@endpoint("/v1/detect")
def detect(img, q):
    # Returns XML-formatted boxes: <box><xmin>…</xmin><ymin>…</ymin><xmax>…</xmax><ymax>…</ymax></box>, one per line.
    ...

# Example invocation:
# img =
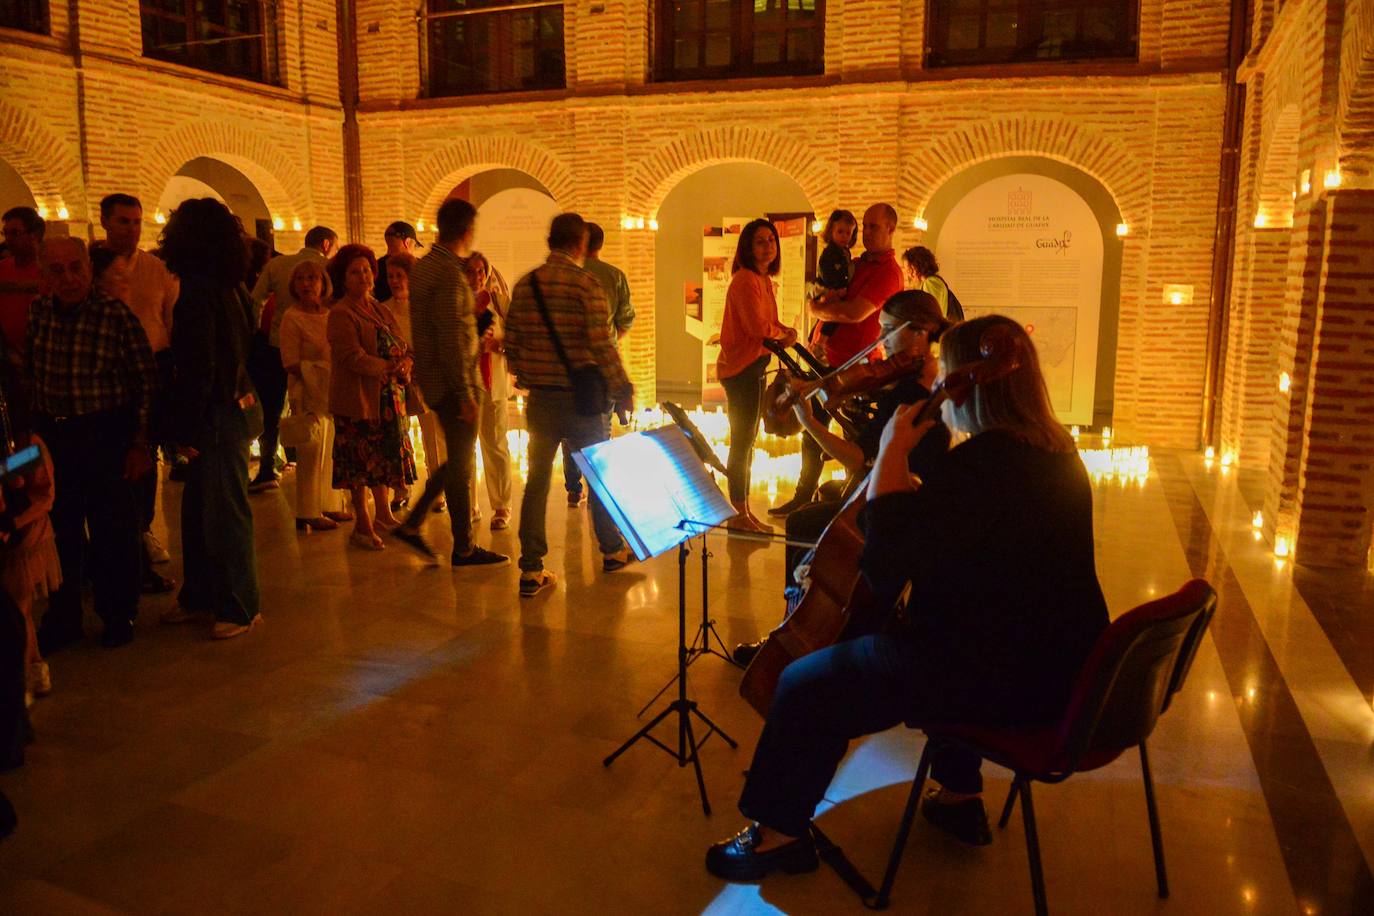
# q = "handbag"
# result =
<box><xmin>278</xmin><ymin>410</ymin><xmax>321</xmax><ymax>448</ymax></box>
<box><xmin>528</xmin><ymin>272</ymin><xmax>609</xmax><ymax>416</ymax></box>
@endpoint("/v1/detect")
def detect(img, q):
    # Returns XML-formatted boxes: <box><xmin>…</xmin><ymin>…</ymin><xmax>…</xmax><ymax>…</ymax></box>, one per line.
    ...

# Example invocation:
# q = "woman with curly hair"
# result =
<box><xmin>326</xmin><ymin>243</ymin><xmax>417</xmax><ymax>550</ymax></box>
<box><xmin>158</xmin><ymin>198</ymin><xmax>263</xmax><ymax>640</ymax></box>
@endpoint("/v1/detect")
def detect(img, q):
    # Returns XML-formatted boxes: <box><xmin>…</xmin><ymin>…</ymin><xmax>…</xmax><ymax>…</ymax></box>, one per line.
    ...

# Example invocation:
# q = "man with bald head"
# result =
<box><xmin>26</xmin><ymin>237</ymin><xmax>158</xmax><ymax>650</ymax></box>
<box><xmin>775</xmin><ymin>203</ymin><xmax>905</xmax><ymax>513</ymax></box>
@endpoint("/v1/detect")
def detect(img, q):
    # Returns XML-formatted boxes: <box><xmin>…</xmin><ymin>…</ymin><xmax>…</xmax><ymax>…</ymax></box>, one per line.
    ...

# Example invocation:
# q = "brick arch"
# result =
<box><xmin>411</xmin><ymin>137</ymin><xmax>575</xmax><ymax>221</ymax></box>
<box><xmin>1337</xmin><ymin>0</ymin><xmax>1374</xmax><ymax>180</ymax></box>
<box><xmin>139</xmin><ymin>119</ymin><xmax>306</xmax><ymax>224</ymax></box>
<box><xmin>1256</xmin><ymin>104</ymin><xmax>1301</xmax><ymax>227</ymax></box>
<box><xmin>0</xmin><ymin>99</ymin><xmax>85</xmax><ymax>220</ymax></box>
<box><xmin>899</xmin><ymin>118</ymin><xmax>1148</xmax><ymax>230</ymax></box>
<box><xmin>627</xmin><ymin>127</ymin><xmax>838</xmax><ymax>216</ymax></box>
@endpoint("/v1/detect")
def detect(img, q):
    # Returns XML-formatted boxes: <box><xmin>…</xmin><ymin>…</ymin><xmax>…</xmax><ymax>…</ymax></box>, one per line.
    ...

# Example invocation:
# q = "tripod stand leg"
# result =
<box><xmin>691</xmin><ymin>704</ymin><xmax>739</xmax><ymax>749</ymax></box>
<box><xmin>682</xmin><ymin>708</ymin><xmax>711</xmax><ymax>815</ymax></box>
<box><xmin>603</xmin><ymin>703</ymin><xmax>676</xmax><ymax>767</ymax></box>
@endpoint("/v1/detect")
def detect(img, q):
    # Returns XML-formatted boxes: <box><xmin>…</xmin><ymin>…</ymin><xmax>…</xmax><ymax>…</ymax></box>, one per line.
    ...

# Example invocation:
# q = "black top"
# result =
<box><xmin>170</xmin><ymin>275</ymin><xmax>262</xmax><ymax>450</ymax></box>
<box><xmin>816</xmin><ymin>242</ymin><xmax>853</xmax><ymax>290</ymax></box>
<box><xmin>853</xmin><ymin>375</ymin><xmax>950</xmax><ymax>475</ymax></box>
<box><xmin>373</xmin><ymin>254</ymin><xmax>393</xmax><ymax>302</ymax></box>
<box><xmin>859</xmin><ymin>429</ymin><xmax>1108</xmax><ymax>726</ymax></box>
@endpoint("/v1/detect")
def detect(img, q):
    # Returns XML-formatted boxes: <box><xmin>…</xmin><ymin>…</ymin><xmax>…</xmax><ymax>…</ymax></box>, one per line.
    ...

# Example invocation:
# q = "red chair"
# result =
<box><xmin>866</xmin><ymin>579</ymin><xmax>1218</xmax><ymax>914</ymax></box>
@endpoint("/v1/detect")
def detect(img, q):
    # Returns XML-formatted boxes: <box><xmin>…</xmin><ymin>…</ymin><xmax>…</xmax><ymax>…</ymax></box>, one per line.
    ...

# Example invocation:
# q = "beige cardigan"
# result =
<box><xmin>326</xmin><ymin>298</ymin><xmax>411</xmax><ymax>421</ymax></box>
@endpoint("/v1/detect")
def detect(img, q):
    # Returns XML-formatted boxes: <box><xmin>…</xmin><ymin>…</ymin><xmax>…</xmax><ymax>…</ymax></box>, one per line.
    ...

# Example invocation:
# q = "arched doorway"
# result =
<box><xmin>922</xmin><ymin>156</ymin><xmax>1125</xmax><ymax>427</ymax></box>
<box><xmin>444</xmin><ymin>168</ymin><xmax>560</xmax><ymax>290</ymax></box>
<box><xmin>653</xmin><ymin>161</ymin><xmax>813</xmax><ymax>405</ymax></box>
<box><xmin>157</xmin><ymin>156</ymin><xmax>273</xmax><ymax>242</ymax></box>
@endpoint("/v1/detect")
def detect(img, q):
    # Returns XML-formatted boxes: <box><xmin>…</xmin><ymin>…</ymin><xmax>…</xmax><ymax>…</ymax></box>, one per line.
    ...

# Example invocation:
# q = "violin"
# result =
<box><xmin>760</xmin><ymin>340</ymin><xmax>823</xmax><ymax>437</ymax></box>
<box><xmin>739</xmin><ymin>324</ymin><xmax>1024</xmax><ymax>716</ymax></box>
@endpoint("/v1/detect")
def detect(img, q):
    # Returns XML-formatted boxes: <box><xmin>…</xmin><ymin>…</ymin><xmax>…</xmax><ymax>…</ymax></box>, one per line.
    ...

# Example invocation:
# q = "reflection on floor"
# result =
<box><xmin>0</xmin><ymin>452</ymin><xmax>1370</xmax><ymax>915</ymax></box>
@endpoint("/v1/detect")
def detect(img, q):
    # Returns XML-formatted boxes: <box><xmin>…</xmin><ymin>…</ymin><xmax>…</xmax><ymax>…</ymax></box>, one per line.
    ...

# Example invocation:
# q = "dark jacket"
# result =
<box><xmin>859</xmin><ymin>429</ymin><xmax>1109</xmax><ymax>726</ymax></box>
<box><xmin>170</xmin><ymin>275</ymin><xmax>262</xmax><ymax>450</ymax></box>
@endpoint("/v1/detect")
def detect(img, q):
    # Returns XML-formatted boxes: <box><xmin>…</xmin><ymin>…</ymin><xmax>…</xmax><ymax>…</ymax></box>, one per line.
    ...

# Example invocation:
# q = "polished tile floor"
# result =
<box><xmin>0</xmin><ymin>450</ymin><xmax>1370</xmax><ymax>915</ymax></box>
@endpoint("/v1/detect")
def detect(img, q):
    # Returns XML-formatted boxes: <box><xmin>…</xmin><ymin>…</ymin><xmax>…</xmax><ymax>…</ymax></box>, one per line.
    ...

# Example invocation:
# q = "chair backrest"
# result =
<box><xmin>1054</xmin><ymin>579</ymin><xmax>1217</xmax><ymax>769</ymax></box>
<box><xmin>1161</xmin><ymin>582</ymin><xmax>1218</xmax><ymax>713</ymax></box>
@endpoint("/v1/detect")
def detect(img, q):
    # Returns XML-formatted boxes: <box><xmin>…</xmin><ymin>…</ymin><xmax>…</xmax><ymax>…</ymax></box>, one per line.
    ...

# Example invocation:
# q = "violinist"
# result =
<box><xmin>732</xmin><ymin>290</ymin><xmax>952</xmax><ymax>667</ymax></box>
<box><xmin>706</xmin><ymin>315</ymin><xmax>1109</xmax><ymax>882</ymax></box>
<box><xmin>717</xmin><ymin>219</ymin><xmax>797</xmax><ymax>534</ymax></box>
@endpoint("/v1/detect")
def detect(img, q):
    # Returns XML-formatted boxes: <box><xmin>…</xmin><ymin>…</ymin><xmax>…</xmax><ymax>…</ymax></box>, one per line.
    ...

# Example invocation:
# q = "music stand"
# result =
<box><xmin>573</xmin><ymin>425</ymin><xmax>738</xmax><ymax>815</ymax></box>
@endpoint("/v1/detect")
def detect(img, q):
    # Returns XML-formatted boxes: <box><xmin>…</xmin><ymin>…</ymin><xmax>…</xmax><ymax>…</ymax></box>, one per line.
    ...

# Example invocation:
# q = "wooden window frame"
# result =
<box><xmin>421</xmin><ymin>0</ymin><xmax>567</xmax><ymax>98</ymax></box>
<box><xmin>0</xmin><ymin>0</ymin><xmax>49</xmax><ymax>35</ymax></box>
<box><xmin>139</xmin><ymin>0</ymin><xmax>280</xmax><ymax>85</ymax></box>
<box><xmin>925</xmin><ymin>0</ymin><xmax>1139</xmax><ymax>69</ymax></box>
<box><xmin>652</xmin><ymin>0</ymin><xmax>826</xmax><ymax>84</ymax></box>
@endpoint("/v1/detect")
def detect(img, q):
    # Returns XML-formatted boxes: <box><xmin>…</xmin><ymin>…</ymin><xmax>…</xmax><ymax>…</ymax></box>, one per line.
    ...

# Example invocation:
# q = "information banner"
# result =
<box><xmin>476</xmin><ymin>188</ymin><xmax>561</xmax><ymax>289</ymax></box>
<box><xmin>935</xmin><ymin>174</ymin><xmax>1102</xmax><ymax>425</ymax></box>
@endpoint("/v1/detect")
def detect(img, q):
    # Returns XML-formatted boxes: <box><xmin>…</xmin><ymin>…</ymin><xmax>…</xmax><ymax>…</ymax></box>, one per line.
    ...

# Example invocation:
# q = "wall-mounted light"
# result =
<box><xmin>416</xmin><ymin>218</ymin><xmax>426</xmax><ymax>232</ymax></box>
<box><xmin>1252</xmin><ymin>510</ymin><xmax>1264</xmax><ymax>530</ymax></box>
<box><xmin>1324</xmin><ymin>168</ymin><xmax>1342</xmax><ymax>189</ymax></box>
<box><xmin>272</xmin><ymin>216</ymin><xmax>285</xmax><ymax>231</ymax></box>
<box><xmin>621</xmin><ymin>216</ymin><xmax>635</xmax><ymax>230</ymax></box>
<box><xmin>1278</xmin><ymin>371</ymin><xmax>1291</xmax><ymax>393</ymax></box>
<box><xmin>1204</xmin><ymin>445</ymin><xmax>1216</xmax><ymax>461</ymax></box>
<box><xmin>1253</xmin><ymin>213</ymin><xmax>1269</xmax><ymax>228</ymax></box>
<box><xmin>36</xmin><ymin>205</ymin><xmax>49</xmax><ymax>219</ymax></box>
<box><xmin>1115</xmin><ymin>223</ymin><xmax>1129</xmax><ymax>238</ymax></box>
<box><xmin>810</xmin><ymin>219</ymin><xmax>823</xmax><ymax>234</ymax></box>
<box><xmin>913</xmin><ymin>216</ymin><xmax>929</xmax><ymax>231</ymax></box>
<box><xmin>1163</xmin><ymin>284</ymin><xmax>1193</xmax><ymax>306</ymax></box>
<box><xmin>154</xmin><ymin>210</ymin><xmax>166</xmax><ymax>225</ymax></box>
<box><xmin>1221</xmin><ymin>451</ymin><xmax>1236</xmax><ymax>468</ymax></box>
<box><xmin>56</xmin><ymin>207</ymin><xmax>69</xmax><ymax>220</ymax></box>
<box><xmin>291</xmin><ymin>218</ymin><xmax>302</xmax><ymax>232</ymax></box>
<box><xmin>1300</xmin><ymin>169</ymin><xmax>1312</xmax><ymax>195</ymax></box>
<box><xmin>648</xmin><ymin>218</ymin><xmax>659</xmax><ymax>231</ymax></box>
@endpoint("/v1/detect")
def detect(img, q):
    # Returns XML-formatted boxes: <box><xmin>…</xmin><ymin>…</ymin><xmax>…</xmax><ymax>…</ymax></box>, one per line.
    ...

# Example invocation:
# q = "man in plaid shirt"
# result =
<box><xmin>26</xmin><ymin>237</ymin><xmax>158</xmax><ymax>651</ymax></box>
<box><xmin>504</xmin><ymin>212</ymin><xmax>634</xmax><ymax>598</ymax></box>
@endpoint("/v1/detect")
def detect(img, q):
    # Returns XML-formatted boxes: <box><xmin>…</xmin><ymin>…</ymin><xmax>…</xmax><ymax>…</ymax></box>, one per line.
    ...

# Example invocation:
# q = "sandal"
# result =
<box><xmin>349</xmin><ymin>531</ymin><xmax>384</xmax><ymax>551</ymax></box>
<box><xmin>296</xmin><ymin>516</ymin><xmax>340</xmax><ymax>532</ymax></box>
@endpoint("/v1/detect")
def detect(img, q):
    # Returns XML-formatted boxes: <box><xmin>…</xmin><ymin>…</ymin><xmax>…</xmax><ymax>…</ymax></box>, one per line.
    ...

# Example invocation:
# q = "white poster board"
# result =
<box><xmin>935</xmin><ymin>174</ymin><xmax>1102</xmax><ymax>425</ymax></box>
<box><xmin>476</xmin><ymin>188</ymin><xmax>561</xmax><ymax>289</ymax></box>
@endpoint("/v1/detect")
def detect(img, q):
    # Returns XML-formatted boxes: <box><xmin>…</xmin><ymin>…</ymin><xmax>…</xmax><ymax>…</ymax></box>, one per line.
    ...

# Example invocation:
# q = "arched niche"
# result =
<box><xmin>653</xmin><ymin>161</ymin><xmax>813</xmax><ymax>403</ymax></box>
<box><xmin>445</xmin><ymin>167</ymin><xmax>559</xmax><ymax>289</ymax></box>
<box><xmin>157</xmin><ymin>157</ymin><xmax>273</xmax><ymax>242</ymax></box>
<box><xmin>923</xmin><ymin>156</ymin><xmax>1125</xmax><ymax>427</ymax></box>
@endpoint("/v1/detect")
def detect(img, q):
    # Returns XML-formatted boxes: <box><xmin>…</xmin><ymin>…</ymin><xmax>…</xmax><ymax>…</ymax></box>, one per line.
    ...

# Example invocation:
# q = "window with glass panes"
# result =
<box><xmin>425</xmin><ymin>0</ymin><xmax>566</xmax><ymax>97</ymax></box>
<box><xmin>654</xmin><ymin>0</ymin><xmax>824</xmax><ymax>82</ymax></box>
<box><xmin>140</xmin><ymin>0</ymin><xmax>276</xmax><ymax>83</ymax></box>
<box><xmin>0</xmin><ymin>0</ymin><xmax>48</xmax><ymax>35</ymax></box>
<box><xmin>927</xmin><ymin>0</ymin><xmax>1136</xmax><ymax>67</ymax></box>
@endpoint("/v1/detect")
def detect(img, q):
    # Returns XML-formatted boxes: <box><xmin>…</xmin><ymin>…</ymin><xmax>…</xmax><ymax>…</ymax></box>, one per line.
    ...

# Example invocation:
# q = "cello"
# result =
<box><xmin>738</xmin><ymin>324</ymin><xmax>1024</xmax><ymax>716</ymax></box>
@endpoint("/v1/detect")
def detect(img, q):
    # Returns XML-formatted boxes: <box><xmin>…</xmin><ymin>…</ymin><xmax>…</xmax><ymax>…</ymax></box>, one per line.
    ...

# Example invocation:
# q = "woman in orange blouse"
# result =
<box><xmin>717</xmin><ymin>219</ymin><xmax>797</xmax><ymax>533</ymax></box>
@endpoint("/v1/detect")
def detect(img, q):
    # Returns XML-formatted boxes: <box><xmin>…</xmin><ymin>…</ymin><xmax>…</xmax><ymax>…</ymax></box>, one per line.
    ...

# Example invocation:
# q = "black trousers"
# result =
<box><xmin>793</xmin><ymin>398</ymin><xmax>831</xmax><ymax>502</ymax></box>
<box><xmin>37</xmin><ymin>409</ymin><xmax>142</xmax><ymax>638</ymax></box>
<box><xmin>247</xmin><ymin>333</ymin><xmax>286</xmax><ymax>481</ymax></box>
<box><xmin>738</xmin><ymin>633</ymin><xmax>984</xmax><ymax>837</ymax></box>
<box><xmin>721</xmin><ymin>355</ymin><xmax>769</xmax><ymax>503</ymax></box>
<box><xmin>180</xmin><ymin>427</ymin><xmax>259</xmax><ymax>625</ymax></box>
<box><xmin>0</xmin><ymin>586</ymin><xmax>24</xmax><ymax>770</ymax></box>
<box><xmin>405</xmin><ymin>397</ymin><xmax>479</xmax><ymax>556</ymax></box>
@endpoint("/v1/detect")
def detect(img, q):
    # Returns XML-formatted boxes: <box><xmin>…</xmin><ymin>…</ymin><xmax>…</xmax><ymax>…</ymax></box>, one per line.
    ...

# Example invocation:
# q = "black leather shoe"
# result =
<box><xmin>706</xmin><ymin>822</ymin><xmax>818</xmax><ymax>881</ymax></box>
<box><xmin>766</xmin><ymin>494</ymin><xmax>812</xmax><ymax>518</ymax></box>
<box><xmin>732</xmin><ymin>641</ymin><xmax>763</xmax><ymax>667</ymax></box>
<box><xmin>100</xmin><ymin>622</ymin><xmax>136</xmax><ymax>649</ymax></box>
<box><xmin>142</xmin><ymin>571</ymin><xmax>176</xmax><ymax>595</ymax></box>
<box><xmin>920</xmin><ymin>788</ymin><xmax>992</xmax><ymax>846</ymax></box>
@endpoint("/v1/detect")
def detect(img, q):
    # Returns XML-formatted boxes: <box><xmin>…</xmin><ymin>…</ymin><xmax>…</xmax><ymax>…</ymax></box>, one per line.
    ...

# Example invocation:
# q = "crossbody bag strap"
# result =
<box><xmin>528</xmin><ymin>272</ymin><xmax>579</xmax><ymax>383</ymax></box>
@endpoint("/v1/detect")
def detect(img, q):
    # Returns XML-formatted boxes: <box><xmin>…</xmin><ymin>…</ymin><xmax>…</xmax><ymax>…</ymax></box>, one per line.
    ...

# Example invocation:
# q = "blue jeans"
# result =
<box><xmin>518</xmin><ymin>391</ymin><xmax>624</xmax><ymax>572</ymax></box>
<box><xmin>739</xmin><ymin>633</ymin><xmax>983</xmax><ymax>837</ymax></box>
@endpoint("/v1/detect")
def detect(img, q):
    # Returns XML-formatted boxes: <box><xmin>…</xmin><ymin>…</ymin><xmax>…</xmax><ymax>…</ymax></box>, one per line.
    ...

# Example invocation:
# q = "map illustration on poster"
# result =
<box><xmin>476</xmin><ymin>188</ymin><xmax>561</xmax><ymax>289</ymax></box>
<box><xmin>935</xmin><ymin>174</ymin><xmax>1102</xmax><ymax>425</ymax></box>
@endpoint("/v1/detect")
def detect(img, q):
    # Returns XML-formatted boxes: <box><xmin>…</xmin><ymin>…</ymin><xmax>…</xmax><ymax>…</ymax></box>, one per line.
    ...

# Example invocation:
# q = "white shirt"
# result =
<box><xmin>121</xmin><ymin>249</ymin><xmax>180</xmax><ymax>353</ymax></box>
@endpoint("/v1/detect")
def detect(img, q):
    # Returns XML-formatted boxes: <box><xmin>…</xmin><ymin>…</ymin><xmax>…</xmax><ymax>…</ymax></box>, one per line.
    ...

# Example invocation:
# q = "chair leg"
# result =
<box><xmin>868</xmin><ymin>740</ymin><xmax>935</xmax><ymax>910</ymax></box>
<box><xmin>998</xmin><ymin>782</ymin><xmax>1017</xmax><ymax>828</ymax></box>
<box><xmin>1139</xmin><ymin>741</ymin><xmax>1169</xmax><ymax>898</ymax></box>
<box><xmin>1018</xmin><ymin>778</ymin><xmax>1049</xmax><ymax>916</ymax></box>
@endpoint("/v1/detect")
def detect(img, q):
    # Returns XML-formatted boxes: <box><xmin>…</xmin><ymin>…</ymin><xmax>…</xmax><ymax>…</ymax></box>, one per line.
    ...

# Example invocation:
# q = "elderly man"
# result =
<box><xmin>100</xmin><ymin>192</ymin><xmax>180</xmax><ymax>582</ymax></box>
<box><xmin>248</xmin><ymin>225</ymin><xmax>337</xmax><ymax>491</ymax></box>
<box><xmin>27</xmin><ymin>238</ymin><xmax>158</xmax><ymax>650</ymax></box>
<box><xmin>504</xmin><ymin>212</ymin><xmax>634</xmax><ymax>598</ymax></box>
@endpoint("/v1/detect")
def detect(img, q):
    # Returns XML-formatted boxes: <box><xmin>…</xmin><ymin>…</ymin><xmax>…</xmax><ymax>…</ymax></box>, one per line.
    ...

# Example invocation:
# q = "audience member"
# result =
<box><xmin>379</xmin><ymin>251</ymin><xmax>437</xmax><ymax>513</ymax></box>
<box><xmin>249</xmin><ymin>225</ymin><xmax>338</xmax><ymax>492</ymax></box>
<box><xmin>374</xmin><ymin>220</ymin><xmax>422</xmax><ymax>302</ymax></box>
<box><xmin>0</xmin><ymin>370</ymin><xmax>60</xmax><ymax>701</ymax></box>
<box><xmin>467</xmin><ymin>251</ymin><xmax>512</xmax><ymax>531</ymax></box>
<box><xmin>391</xmin><ymin>200</ymin><xmax>507</xmax><ymax>569</ymax></box>
<box><xmin>0</xmin><ymin>207</ymin><xmax>44</xmax><ymax>365</ymax></box>
<box><xmin>326</xmin><ymin>244</ymin><xmax>416</xmax><ymax>551</ymax></box>
<box><xmin>26</xmin><ymin>237</ymin><xmax>156</xmax><ymax>651</ymax></box>
<box><xmin>279</xmin><ymin>259</ymin><xmax>340</xmax><ymax>532</ymax></box>
<box><xmin>559</xmin><ymin>222</ymin><xmax>633</xmax><ymax>509</ymax></box>
<box><xmin>160</xmin><ymin>199</ymin><xmax>263</xmax><ymax>640</ymax></box>
<box><xmin>504</xmin><ymin>212</ymin><xmax>633</xmax><ymax>598</ymax></box>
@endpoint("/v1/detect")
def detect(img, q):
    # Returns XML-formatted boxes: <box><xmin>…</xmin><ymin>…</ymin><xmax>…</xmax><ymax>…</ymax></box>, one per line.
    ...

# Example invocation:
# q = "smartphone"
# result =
<box><xmin>1</xmin><ymin>444</ymin><xmax>40</xmax><ymax>478</ymax></box>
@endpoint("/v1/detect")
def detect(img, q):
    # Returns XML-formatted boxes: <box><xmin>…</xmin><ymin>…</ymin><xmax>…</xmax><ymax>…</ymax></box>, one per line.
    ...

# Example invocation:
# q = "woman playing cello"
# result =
<box><xmin>706</xmin><ymin>314</ymin><xmax>1110</xmax><ymax>881</ymax></box>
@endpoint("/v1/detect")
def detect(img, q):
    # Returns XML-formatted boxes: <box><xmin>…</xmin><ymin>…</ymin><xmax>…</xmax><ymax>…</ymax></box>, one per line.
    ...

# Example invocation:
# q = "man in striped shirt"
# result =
<box><xmin>392</xmin><ymin>199</ymin><xmax>508</xmax><ymax>569</ymax></box>
<box><xmin>504</xmin><ymin>212</ymin><xmax>634</xmax><ymax>598</ymax></box>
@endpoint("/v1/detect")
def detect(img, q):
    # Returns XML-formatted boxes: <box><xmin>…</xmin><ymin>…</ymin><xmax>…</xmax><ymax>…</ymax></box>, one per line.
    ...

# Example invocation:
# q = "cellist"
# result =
<box><xmin>705</xmin><ymin>315</ymin><xmax>1110</xmax><ymax>882</ymax></box>
<box><xmin>732</xmin><ymin>289</ymin><xmax>953</xmax><ymax>668</ymax></box>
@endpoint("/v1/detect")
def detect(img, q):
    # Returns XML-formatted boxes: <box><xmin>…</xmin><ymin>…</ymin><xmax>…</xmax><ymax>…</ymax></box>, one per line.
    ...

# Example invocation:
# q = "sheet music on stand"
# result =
<box><xmin>572</xmin><ymin>425</ymin><xmax>735</xmax><ymax>561</ymax></box>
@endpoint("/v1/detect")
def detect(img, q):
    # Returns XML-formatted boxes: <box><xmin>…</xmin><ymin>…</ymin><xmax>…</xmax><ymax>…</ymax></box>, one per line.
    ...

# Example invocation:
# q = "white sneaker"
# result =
<box><xmin>144</xmin><ymin>531</ymin><xmax>171</xmax><ymax>564</ymax></box>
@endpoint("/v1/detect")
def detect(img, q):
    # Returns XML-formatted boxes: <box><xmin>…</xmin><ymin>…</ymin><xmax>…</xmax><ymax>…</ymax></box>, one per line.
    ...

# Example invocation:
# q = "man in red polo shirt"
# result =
<box><xmin>771</xmin><ymin>203</ymin><xmax>904</xmax><ymax>515</ymax></box>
